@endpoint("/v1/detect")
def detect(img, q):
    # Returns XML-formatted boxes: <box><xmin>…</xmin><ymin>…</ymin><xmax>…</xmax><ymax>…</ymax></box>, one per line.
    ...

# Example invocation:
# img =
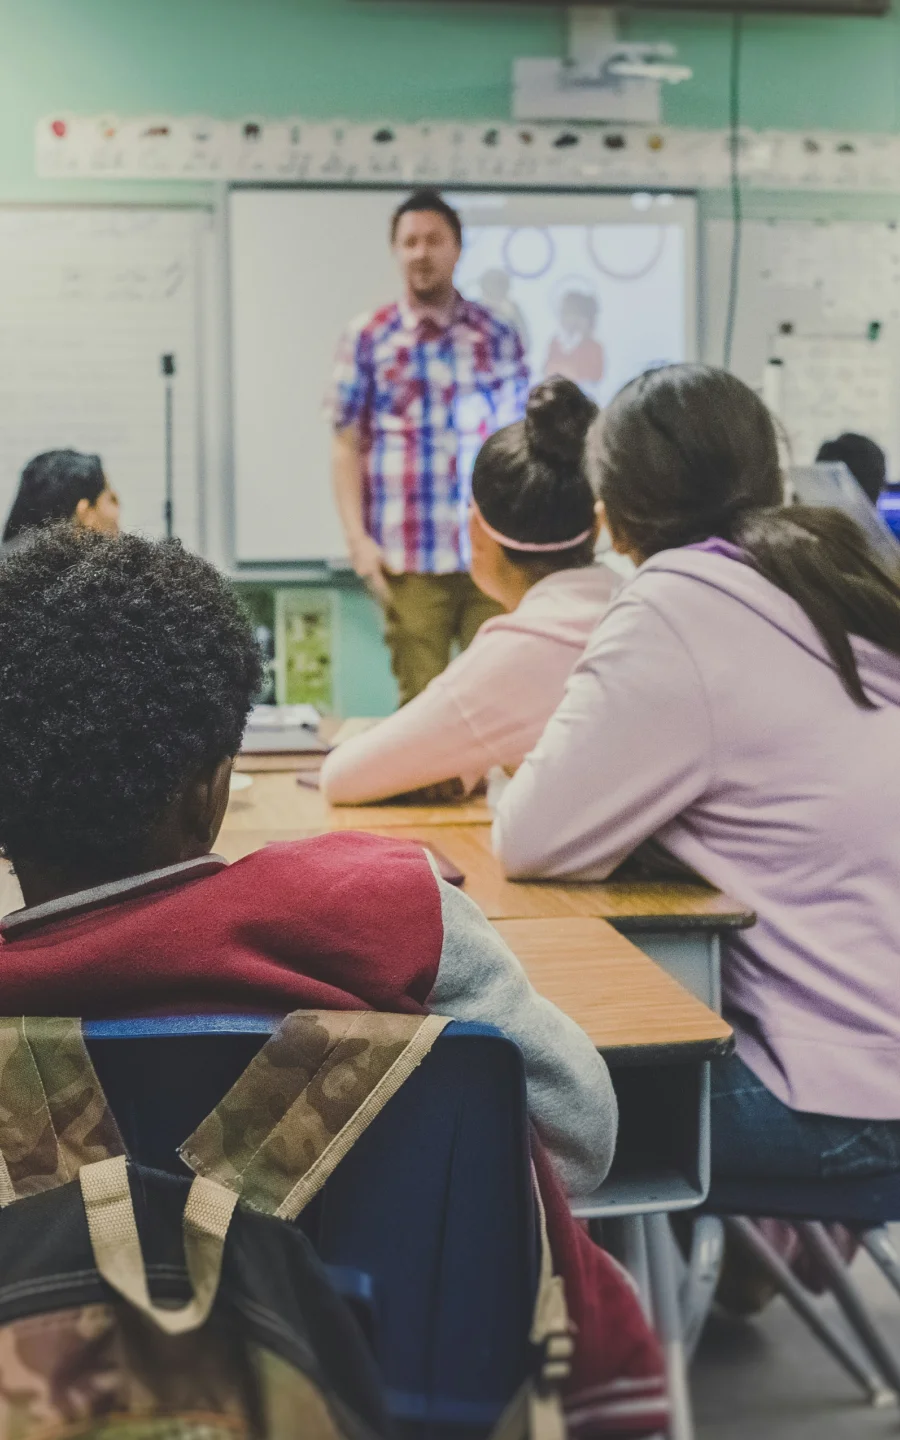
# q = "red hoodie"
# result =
<box><xmin>0</xmin><ymin>831</ymin><xmax>666</xmax><ymax>1436</ymax></box>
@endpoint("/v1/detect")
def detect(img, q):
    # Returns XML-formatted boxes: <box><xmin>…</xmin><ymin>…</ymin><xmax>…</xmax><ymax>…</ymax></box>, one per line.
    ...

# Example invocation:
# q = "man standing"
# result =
<box><xmin>330</xmin><ymin>190</ymin><xmax>529</xmax><ymax>705</ymax></box>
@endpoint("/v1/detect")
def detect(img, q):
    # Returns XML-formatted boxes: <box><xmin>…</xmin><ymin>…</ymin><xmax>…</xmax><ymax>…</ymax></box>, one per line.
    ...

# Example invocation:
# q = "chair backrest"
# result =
<box><xmin>84</xmin><ymin>1016</ymin><xmax>537</xmax><ymax>1431</ymax></box>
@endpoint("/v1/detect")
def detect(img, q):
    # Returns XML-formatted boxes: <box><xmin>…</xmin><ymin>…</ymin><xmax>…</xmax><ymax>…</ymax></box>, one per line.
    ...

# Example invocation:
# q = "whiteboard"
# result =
<box><xmin>704</xmin><ymin>219</ymin><xmax>900</xmax><ymax>470</ymax></box>
<box><xmin>0</xmin><ymin>208</ymin><xmax>205</xmax><ymax>547</ymax></box>
<box><xmin>228</xmin><ymin>187</ymin><xmax>696</xmax><ymax>564</ymax></box>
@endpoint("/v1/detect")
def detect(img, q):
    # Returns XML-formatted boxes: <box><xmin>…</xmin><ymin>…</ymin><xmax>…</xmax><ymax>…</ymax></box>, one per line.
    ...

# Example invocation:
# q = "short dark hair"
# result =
<box><xmin>4</xmin><ymin>449</ymin><xmax>106</xmax><ymax>544</ymax></box>
<box><xmin>472</xmin><ymin>377</ymin><xmax>599</xmax><ymax>573</ymax></box>
<box><xmin>600</xmin><ymin>363</ymin><xmax>900</xmax><ymax>708</ymax></box>
<box><xmin>0</xmin><ymin>527</ymin><xmax>262</xmax><ymax>872</ymax></box>
<box><xmin>816</xmin><ymin>433</ymin><xmax>887</xmax><ymax>505</ymax></box>
<box><xmin>390</xmin><ymin>189</ymin><xmax>462</xmax><ymax>246</ymax></box>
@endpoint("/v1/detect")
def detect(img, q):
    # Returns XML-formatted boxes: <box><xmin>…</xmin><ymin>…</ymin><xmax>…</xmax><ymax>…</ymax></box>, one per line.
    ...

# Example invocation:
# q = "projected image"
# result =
<box><xmin>456</xmin><ymin>222</ymin><xmax>686</xmax><ymax>407</ymax></box>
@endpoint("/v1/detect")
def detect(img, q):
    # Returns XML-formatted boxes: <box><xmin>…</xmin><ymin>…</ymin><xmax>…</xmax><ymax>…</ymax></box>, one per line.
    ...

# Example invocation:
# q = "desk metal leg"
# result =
<box><xmin>645</xmin><ymin>1213</ymin><xmax>696</xmax><ymax>1440</ymax></box>
<box><xmin>681</xmin><ymin>1216</ymin><xmax>725</xmax><ymax>1361</ymax></box>
<box><xmin>601</xmin><ymin>1214</ymin><xmax>652</xmax><ymax>1319</ymax></box>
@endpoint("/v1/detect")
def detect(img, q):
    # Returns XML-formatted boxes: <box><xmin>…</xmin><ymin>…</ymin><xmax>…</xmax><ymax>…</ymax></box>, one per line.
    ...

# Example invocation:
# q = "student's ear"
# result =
<box><xmin>73</xmin><ymin>497</ymin><xmax>92</xmax><ymax>529</ymax></box>
<box><xmin>186</xmin><ymin>755</ymin><xmax>235</xmax><ymax>848</ymax></box>
<box><xmin>591</xmin><ymin>501</ymin><xmax>604</xmax><ymax>546</ymax></box>
<box><xmin>597</xmin><ymin>500</ymin><xmax>642</xmax><ymax>562</ymax></box>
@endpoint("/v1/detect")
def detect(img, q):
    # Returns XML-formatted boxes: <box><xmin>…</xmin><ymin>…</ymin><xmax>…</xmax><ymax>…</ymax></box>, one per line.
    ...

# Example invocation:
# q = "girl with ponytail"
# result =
<box><xmin>321</xmin><ymin>377</ymin><xmax>617</xmax><ymax>804</ymax></box>
<box><xmin>495</xmin><ymin>362</ymin><xmax>900</xmax><ymax>1184</ymax></box>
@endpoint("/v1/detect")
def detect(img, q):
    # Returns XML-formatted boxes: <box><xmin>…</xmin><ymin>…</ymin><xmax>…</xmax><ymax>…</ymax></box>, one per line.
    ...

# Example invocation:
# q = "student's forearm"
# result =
<box><xmin>321</xmin><ymin>685</ymin><xmax>488</xmax><ymax>805</ymax></box>
<box><xmin>428</xmin><ymin>871</ymin><xmax>617</xmax><ymax>1197</ymax></box>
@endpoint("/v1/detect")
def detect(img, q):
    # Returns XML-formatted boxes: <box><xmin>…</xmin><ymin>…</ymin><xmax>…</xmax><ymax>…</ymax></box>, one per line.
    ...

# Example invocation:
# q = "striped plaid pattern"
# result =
<box><xmin>329</xmin><ymin>295</ymin><xmax>528</xmax><ymax>574</ymax></box>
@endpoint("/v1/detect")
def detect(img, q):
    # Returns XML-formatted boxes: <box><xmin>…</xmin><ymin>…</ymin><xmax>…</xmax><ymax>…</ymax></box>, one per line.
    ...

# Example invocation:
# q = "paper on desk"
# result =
<box><xmin>247</xmin><ymin>703</ymin><xmax>321</xmax><ymax>731</ymax></box>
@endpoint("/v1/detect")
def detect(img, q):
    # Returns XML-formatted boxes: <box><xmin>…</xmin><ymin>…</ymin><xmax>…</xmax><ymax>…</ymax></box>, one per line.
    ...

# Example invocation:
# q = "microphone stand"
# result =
<box><xmin>161</xmin><ymin>353</ymin><xmax>176</xmax><ymax>538</ymax></box>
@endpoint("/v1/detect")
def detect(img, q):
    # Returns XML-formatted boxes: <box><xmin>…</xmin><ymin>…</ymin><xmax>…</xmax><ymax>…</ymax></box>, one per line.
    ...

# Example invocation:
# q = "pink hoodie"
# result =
<box><xmin>494</xmin><ymin>548</ymin><xmax>900</xmax><ymax>1120</ymax></box>
<box><xmin>321</xmin><ymin>565</ymin><xmax>616</xmax><ymax>805</ymax></box>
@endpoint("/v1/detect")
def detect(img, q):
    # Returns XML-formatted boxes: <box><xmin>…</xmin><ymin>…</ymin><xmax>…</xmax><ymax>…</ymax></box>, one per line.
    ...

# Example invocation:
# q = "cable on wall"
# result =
<box><xmin>723</xmin><ymin>14</ymin><xmax>744</xmax><ymax>372</ymax></box>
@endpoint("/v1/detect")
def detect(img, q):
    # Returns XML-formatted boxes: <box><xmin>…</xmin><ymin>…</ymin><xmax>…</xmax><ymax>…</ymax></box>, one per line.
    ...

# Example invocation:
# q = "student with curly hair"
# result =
<box><xmin>0</xmin><ymin>526</ymin><xmax>668</xmax><ymax>1426</ymax></box>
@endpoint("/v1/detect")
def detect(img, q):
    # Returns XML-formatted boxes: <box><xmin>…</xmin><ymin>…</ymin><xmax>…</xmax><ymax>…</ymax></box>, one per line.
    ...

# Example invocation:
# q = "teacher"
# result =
<box><xmin>329</xmin><ymin>189</ymin><xmax>529</xmax><ymax>705</ymax></box>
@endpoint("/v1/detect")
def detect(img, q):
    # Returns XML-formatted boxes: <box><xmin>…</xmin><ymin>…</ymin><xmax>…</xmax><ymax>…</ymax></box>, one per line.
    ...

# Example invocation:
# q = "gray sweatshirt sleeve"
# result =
<box><xmin>426</xmin><ymin>865</ymin><xmax>617</xmax><ymax>1198</ymax></box>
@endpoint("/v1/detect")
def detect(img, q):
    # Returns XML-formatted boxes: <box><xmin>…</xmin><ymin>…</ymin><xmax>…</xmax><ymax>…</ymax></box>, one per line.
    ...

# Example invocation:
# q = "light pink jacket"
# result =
<box><xmin>494</xmin><ymin>548</ymin><xmax>900</xmax><ymax>1120</ymax></box>
<box><xmin>320</xmin><ymin>566</ymin><xmax>616</xmax><ymax>805</ymax></box>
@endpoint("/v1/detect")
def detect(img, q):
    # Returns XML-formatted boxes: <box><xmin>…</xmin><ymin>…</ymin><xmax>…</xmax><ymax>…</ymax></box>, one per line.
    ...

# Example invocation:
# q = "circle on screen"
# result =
<box><xmin>502</xmin><ymin>227</ymin><xmax>555</xmax><ymax>280</ymax></box>
<box><xmin>587</xmin><ymin>227</ymin><xmax>666</xmax><ymax>283</ymax></box>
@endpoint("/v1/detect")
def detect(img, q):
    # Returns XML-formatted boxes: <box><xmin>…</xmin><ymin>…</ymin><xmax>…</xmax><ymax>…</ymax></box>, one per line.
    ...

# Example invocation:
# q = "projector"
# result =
<box><xmin>514</xmin><ymin>43</ymin><xmax>693</xmax><ymax>124</ymax></box>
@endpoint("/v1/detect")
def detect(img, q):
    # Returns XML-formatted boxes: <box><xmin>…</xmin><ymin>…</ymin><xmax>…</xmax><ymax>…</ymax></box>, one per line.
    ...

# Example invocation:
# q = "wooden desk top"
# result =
<box><xmin>218</xmin><ymin>800</ymin><xmax>754</xmax><ymax>932</ymax></box>
<box><xmin>495</xmin><ymin>917</ymin><xmax>732</xmax><ymax>1064</ymax></box>
<box><xmin>225</xmin><ymin>770</ymin><xmax>492</xmax><ymax>830</ymax></box>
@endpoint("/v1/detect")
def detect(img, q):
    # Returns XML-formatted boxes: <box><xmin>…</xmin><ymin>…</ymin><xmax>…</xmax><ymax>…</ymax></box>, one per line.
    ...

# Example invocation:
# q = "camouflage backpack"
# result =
<box><xmin>0</xmin><ymin>1011</ymin><xmax>572</xmax><ymax>1440</ymax></box>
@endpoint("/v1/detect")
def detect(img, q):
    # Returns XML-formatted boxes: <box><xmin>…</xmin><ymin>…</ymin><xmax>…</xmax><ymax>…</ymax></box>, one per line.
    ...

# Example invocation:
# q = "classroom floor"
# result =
<box><xmin>693</xmin><ymin>1231</ymin><xmax>900</xmax><ymax>1438</ymax></box>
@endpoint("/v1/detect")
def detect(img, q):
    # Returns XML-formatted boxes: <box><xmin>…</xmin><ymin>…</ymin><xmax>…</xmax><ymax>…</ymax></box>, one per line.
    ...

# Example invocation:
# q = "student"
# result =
<box><xmin>816</xmin><ymin>431</ymin><xmax>886</xmax><ymax>506</ymax></box>
<box><xmin>321</xmin><ymin>378</ymin><xmax>616</xmax><ymax>806</ymax></box>
<box><xmin>495</xmin><ymin>363</ymin><xmax>900</xmax><ymax>1183</ymax></box>
<box><xmin>2</xmin><ymin>449</ymin><xmax>120</xmax><ymax>550</ymax></box>
<box><xmin>0</xmin><ymin>527</ymin><xmax>663</xmax><ymax>1417</ymax></box>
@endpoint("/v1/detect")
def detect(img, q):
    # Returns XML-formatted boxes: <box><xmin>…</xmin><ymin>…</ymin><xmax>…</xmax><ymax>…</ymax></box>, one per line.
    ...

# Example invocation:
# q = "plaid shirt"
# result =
<box><xmin>329</xmin><ymin>294</ymin><xmax>529</xmax><ymax>574</ymax></box>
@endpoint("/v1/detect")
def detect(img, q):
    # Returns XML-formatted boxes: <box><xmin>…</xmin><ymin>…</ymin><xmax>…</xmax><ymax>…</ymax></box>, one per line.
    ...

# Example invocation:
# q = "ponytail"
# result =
<box><xmin>734</xmin><ymin>507</ymin><xmax>900</xmax><ymax>709</ymax></box>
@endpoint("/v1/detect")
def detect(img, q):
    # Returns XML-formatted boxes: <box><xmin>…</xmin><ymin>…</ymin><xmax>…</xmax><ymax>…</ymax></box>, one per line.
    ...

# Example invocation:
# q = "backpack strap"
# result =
<box><xmin>0</xmin><ymin>1017</ymin><xmax>123</xmax><ymax>1203</ymax></box>
<box><xmin>490</xmin><ymin>1173</ymin><xmax>572</xmax><ymax>1440</ymax></box>
<box><xmin>80</xmin><ymin>1154</ymin><xmax>238</xmax><ymax>1336</ymax></box>
<box><xmin>180</xmin><ymin>1009</ymin><xmax>450</xmax><ymax>1219</ymax></box>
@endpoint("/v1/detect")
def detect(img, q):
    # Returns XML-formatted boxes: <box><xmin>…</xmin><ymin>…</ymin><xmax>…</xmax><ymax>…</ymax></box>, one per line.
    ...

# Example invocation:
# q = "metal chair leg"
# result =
<box><xmin>644</xmin><ymin>1213</ymin><xmax>696</xmax><ymax>1440</ymax></box>
<box><xmin>797</xmin><ymin>1221</ymin><xmax>900</xmax><ymax>1397</ymax></box>
<box><xmin>862</xmin><ymin>1227</ymin><xmax>900</xmax><ymax>1302</ymax></box>
<box><xmin>681</xmin><ymin>1216</ymin><xmax>725</xmax><ymax>1361</ymax></box>
<box><xmin>727</xmin><ymin>1218</ymin><xmax>896</xmax><ymax>1407</ymax></box>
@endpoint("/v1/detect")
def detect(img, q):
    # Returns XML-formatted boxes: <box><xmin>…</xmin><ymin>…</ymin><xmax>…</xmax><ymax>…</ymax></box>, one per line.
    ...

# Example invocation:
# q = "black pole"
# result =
<box><xmin>161</xmin><ymin>353</ymin><xmax>176</xmax><ymax>538</ymax></box>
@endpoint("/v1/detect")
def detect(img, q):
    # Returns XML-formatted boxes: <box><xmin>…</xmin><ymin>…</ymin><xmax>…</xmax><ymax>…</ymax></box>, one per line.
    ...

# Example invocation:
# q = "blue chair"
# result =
<box><xmin>705</xmin><ymin>1173</ymin><xmax>900</xmax><ymax>1407</ymax></box>
<box><xmin>84</xmin><ymin>1016</ymin><xmax>539</xmax><ymax>1438</ymax></box>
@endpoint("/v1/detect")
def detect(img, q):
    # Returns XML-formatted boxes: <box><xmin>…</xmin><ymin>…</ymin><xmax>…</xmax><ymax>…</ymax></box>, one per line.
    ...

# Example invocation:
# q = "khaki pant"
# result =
<box><xmin>383</xmin><ymin>572</ymin><xmax>503</xmax><ymax>706</ymax></box>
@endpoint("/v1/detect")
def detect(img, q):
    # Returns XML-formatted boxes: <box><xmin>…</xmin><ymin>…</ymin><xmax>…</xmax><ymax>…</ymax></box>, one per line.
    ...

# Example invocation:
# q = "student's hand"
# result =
<box><xmin>351</xmin><ymin>535</ymin><xmax>391</xmax><ymax>604</ymax></box>
<box><xmin>391</xmin><ymin>777</ymin><xmax>467</xmax><ymax>806</ymax></box>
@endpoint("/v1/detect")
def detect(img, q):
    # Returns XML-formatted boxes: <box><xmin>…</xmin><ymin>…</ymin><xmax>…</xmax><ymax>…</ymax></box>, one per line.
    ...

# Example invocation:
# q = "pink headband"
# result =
<box><xmin>472</xmin><ymin>502</ymin><xmax>593</xmax><ymax>554</ymax></box>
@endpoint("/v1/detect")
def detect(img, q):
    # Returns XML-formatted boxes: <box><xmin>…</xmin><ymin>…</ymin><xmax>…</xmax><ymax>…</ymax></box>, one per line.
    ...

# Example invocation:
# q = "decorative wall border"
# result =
<box><xmin>35</xmin><ymin>114</ymin><xmax>900</xmax><ymax>193</ymax></box>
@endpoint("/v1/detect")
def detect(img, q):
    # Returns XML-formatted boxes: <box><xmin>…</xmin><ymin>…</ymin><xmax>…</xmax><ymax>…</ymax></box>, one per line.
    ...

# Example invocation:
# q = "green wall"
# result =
<box><xmin>3</xmin><ymin>0</ymin><xmax>899</xmax><ymax>713</ymax></box>
<box><xmin>3</xmin><ymin>0</ymin><xmax>900</xmax><ymax>209</ymax></box>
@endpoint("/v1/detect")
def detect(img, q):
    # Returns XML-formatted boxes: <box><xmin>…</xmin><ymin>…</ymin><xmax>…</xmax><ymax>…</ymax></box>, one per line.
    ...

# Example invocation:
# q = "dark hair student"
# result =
<box><xmin>816</xmin><ymin>432</ymin><xmax>887</xmax><ymax>505</ymax></box>
<box><xmin>599</xmin><ymin>363</ymin><xmax>900</xmax><ymax>708</ymax></box>
<box><xmin>390</xmin><ymin>189</ymin><xmax>463</xmax><ymax>246</ymax></box>
<box><xmin>3</xmin><ymin>449</ymin><xmax>119</xmax><ymax>545</ymax></box>
<box><xmin>0</xmin><ymin>527</ymin><xmax>261</xmax><ymax>885</ymax></box>
<box><xmin>472</xmin><ymin>376</ymin><xmax>599</xmax><ymax>576</ymax></box>
<box><xmin>320</xmin><ymin>376</ymin><xmax>614</xmax><ymax>807</ymax></box>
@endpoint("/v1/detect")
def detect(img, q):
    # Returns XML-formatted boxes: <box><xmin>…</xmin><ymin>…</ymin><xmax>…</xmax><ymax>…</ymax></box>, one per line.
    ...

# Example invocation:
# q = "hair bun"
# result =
<box><xmin>524</xmin><ymin>377</ymin><xmax>598</xmax><ymax>469</ymax></box>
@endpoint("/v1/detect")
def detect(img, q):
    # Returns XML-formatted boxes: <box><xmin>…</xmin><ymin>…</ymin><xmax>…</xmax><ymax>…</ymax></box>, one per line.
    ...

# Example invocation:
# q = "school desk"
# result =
<box><xmin>220</xmin><ymin>773</ymin><xmax>754</xmax><ymax>1009</ymax></box>
<box><xmin>496</xmin><ymin>914</ymin><xmax>730</xmax><ymax>1440</ymax></box>
<box><xmin>494</xmin><ymin>917</ymin><xmax>731</xmax><ymax>1066</ymax></box>
<box><xmin>226</xmin><ymin>769</ymin><xmax>492</xmax><ymax>829</ymax></box>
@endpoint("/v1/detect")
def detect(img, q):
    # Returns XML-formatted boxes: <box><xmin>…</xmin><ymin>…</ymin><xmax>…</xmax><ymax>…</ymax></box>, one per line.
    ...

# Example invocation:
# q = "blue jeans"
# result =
<box><xmin>710</xmin><ymin>1053</ymin><xmax>900</xmax><ymax>1180</ymax></box>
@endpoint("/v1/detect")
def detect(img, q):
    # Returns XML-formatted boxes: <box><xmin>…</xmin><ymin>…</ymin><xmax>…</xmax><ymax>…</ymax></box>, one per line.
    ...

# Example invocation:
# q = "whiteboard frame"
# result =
<box><xmin>223</xmin><ymin>181</ymin><xmax>699</xmax><ymax>578</ymax></box>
